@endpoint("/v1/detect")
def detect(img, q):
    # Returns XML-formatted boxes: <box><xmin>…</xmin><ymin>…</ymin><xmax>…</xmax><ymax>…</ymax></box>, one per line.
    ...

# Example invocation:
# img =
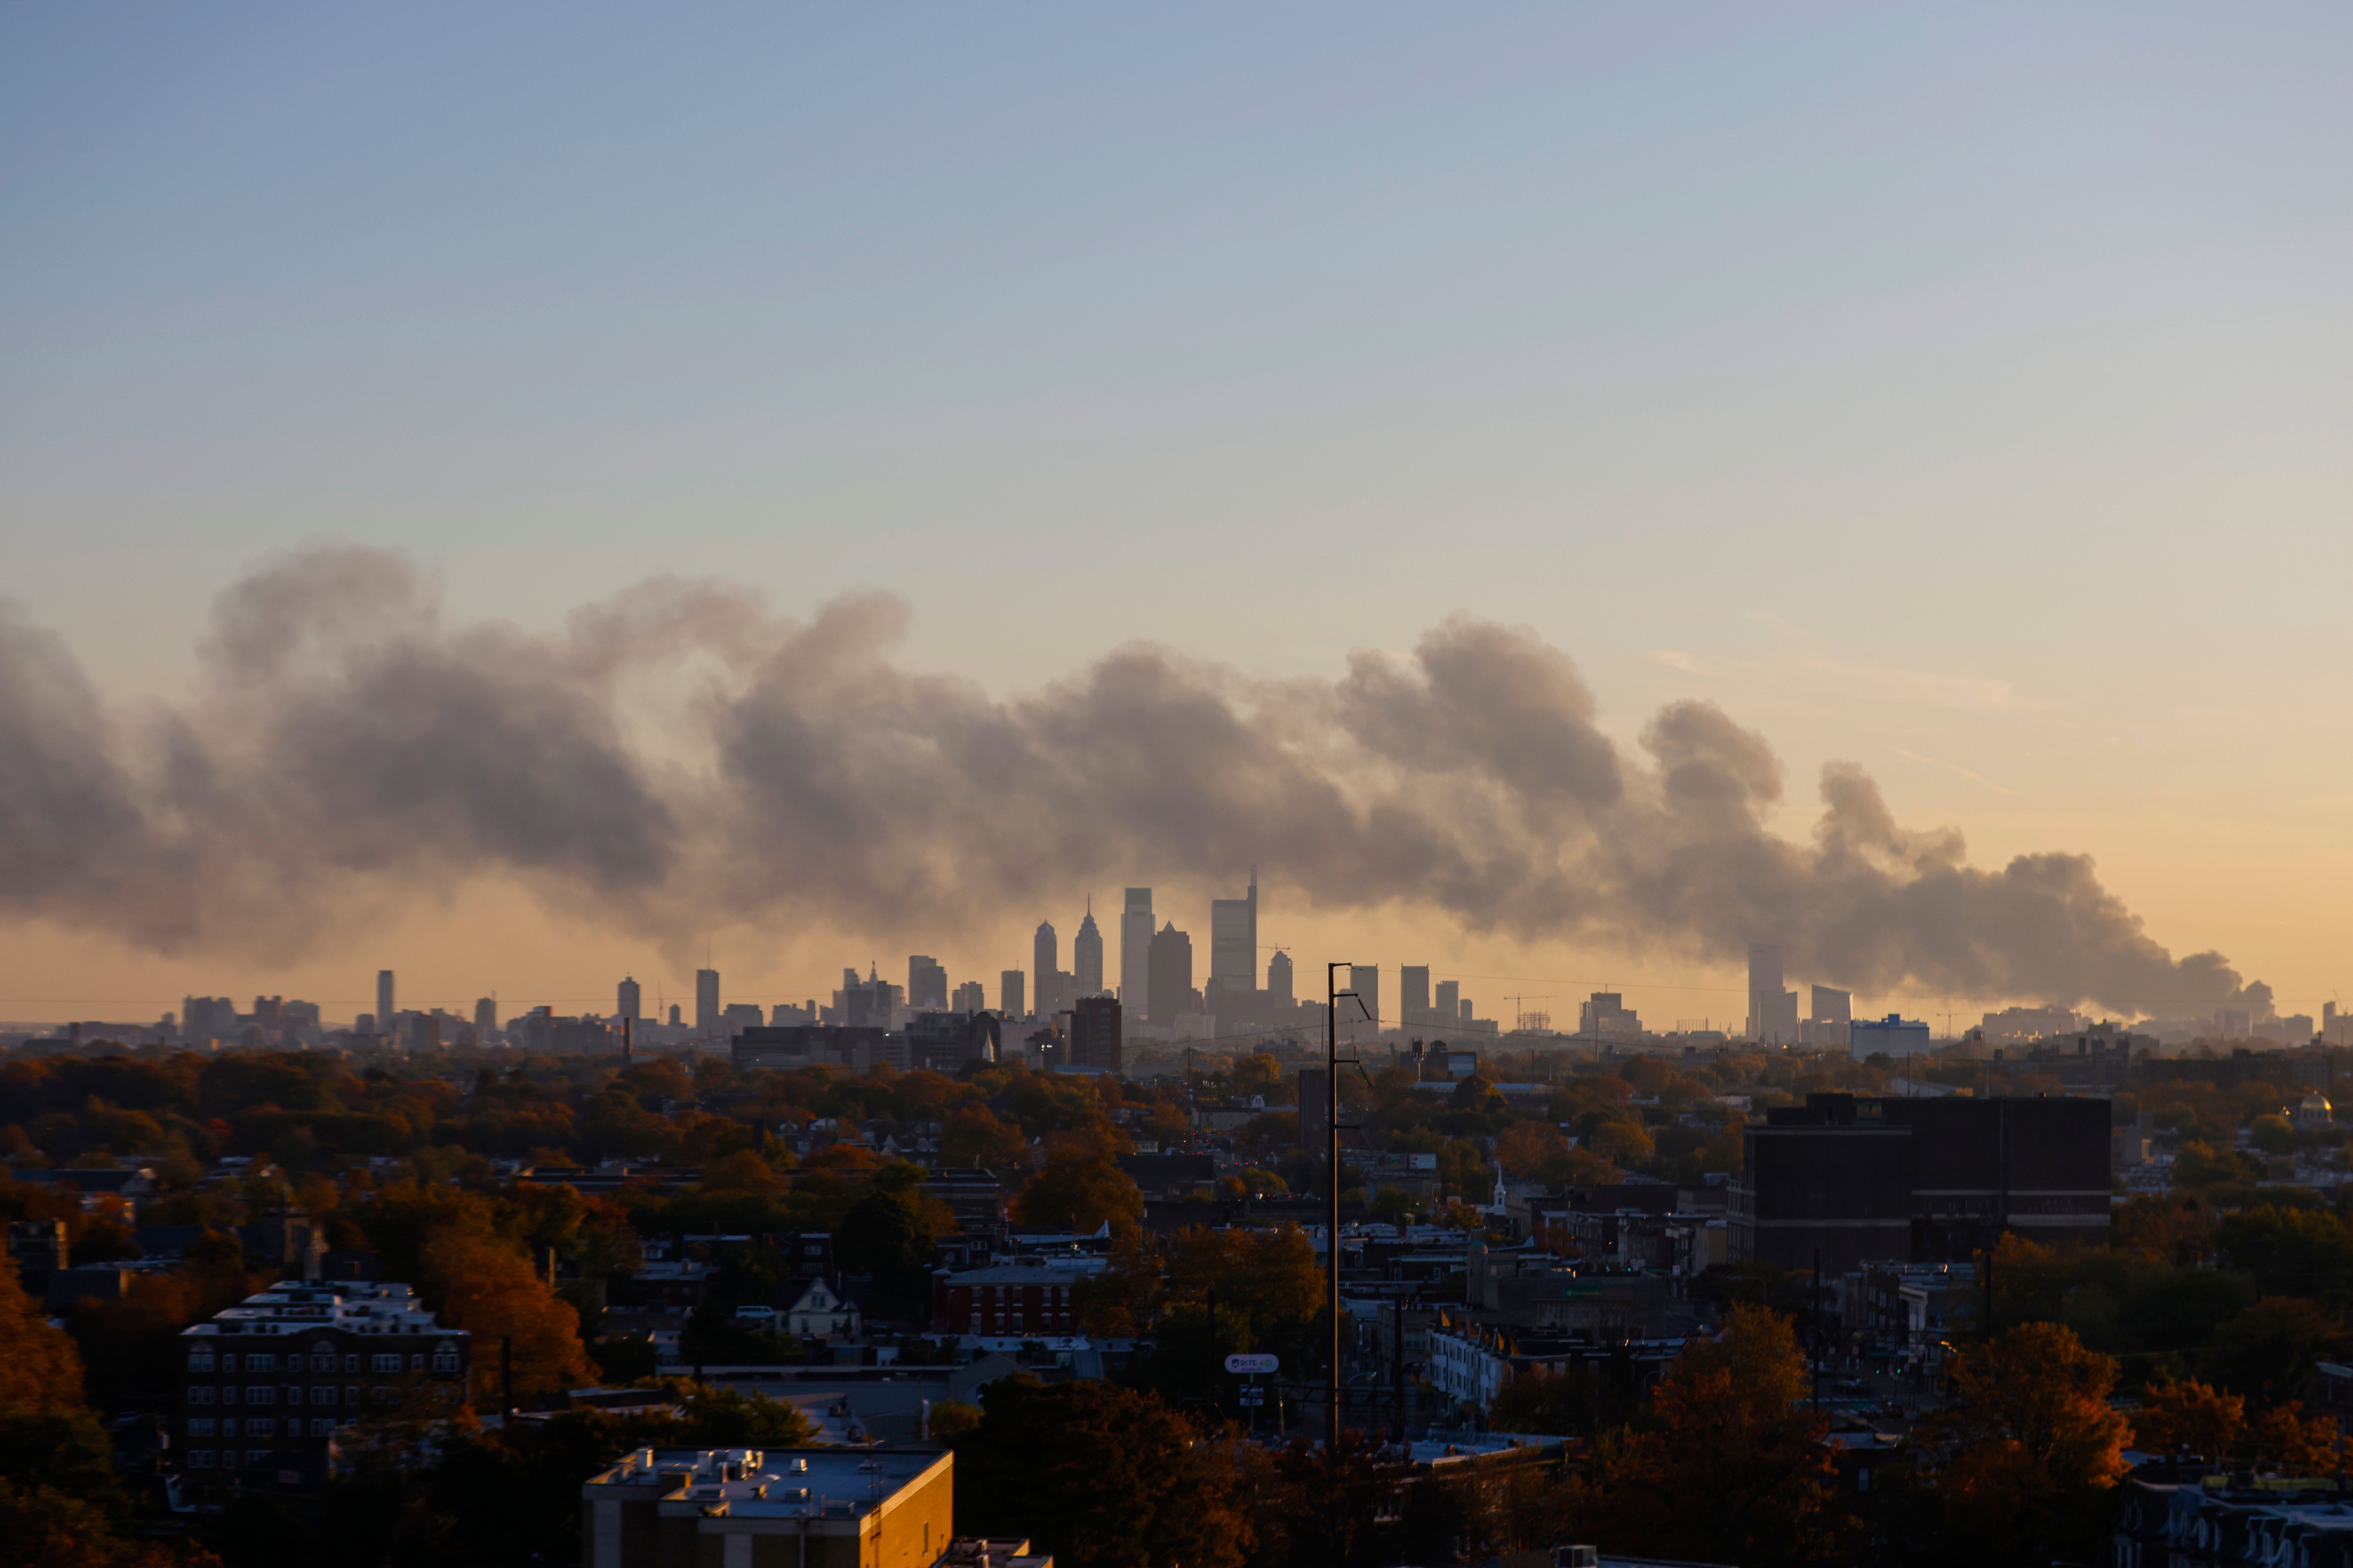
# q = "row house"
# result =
<box><xmin>931</xmin><ymin>1265</ymin><xmax>1079</xmax><ymax>1338</ymax></box>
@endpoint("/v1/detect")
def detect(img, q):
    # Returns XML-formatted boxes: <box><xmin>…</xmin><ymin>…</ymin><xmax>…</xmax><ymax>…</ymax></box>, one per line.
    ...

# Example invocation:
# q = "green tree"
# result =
<box><xmin>2217</xmin><ymin>1205</ymin><xmax>2353</xmax><ymax>1309</ymax></box>
<box><xmin>2210</xmin><ymin>1296</ymin><xmax>2345</xmax><ymax>1404</ymax></box>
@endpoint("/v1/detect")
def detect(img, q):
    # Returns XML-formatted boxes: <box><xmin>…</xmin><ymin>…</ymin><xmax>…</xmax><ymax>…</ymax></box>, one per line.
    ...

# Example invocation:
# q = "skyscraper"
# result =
<box><xmin>1120</xmin><ymin>888</ymin><xmax>1153</xmax><ymax>1018</ymax></box>
<box><xmin>1267</xmin><ymin>950</ymin><xmax>1294</xmax><ymax>1009</ymax></box>
<box><xmin>1748</xmin><ymin>945</ymin><xmax>1798</xmax><ymax>1044</ymax></box>
<box><xmin>1148</xmin><ymin>923</ymin><xmax>1194</xmax><ymax>1024</ymax></box>
<box><xmin>1001</xmin><ymin>969</ymin><xmax>1026</xmax><ymax>1018</ymax></box>
<box><xmin>1350</xmin><ymin>965</ymin><xmax>1381</xmax><ymax>1025</ymax></box>
<box><xmin>377</xmin><ymin>970</ymin><xmax>395</xmax><ymax>1034</ymax></box>
<box><xmin>951</xmin><ymin>979</ymin><xmax>986</xmax><ymax>1015</ymax></box>
<box><xmin>1074</xmin><ymin>901</ymin><xmax>1104</xmax><ymax>997</ymax></box>
<box><xmin>1209</xmin><ymin>869</ymin><xmax>1257</xmax><ymax>997</ymax></box>
<box><xmin>909</xmin><ymin>955</ymin><xmax>948</xmax><ymax>1011</ymax></box>
<box><xmin>696</xmin><ymin>969</ymin><xmax>721</xmax><ymax>1037</ymax></box>
<box><xmin>1033</xmin><ymin>922</ymin><xmax>1061</xmax><ymax>1014</ymax></box>
<box><xmin>1071</xmin><ymin>996</ymin><xmax>1122</xmax><ymax>1072</ymax></box>
<box><xmin>1435</xmin><ymin>978</ymin><xmax>1459</xmax><ymax>1025</ymax></box>
<box><xmin>474</xmin><ymin>997</ymin><xmax>497</xmax><ymax>1038</ymax></box>
<box><xmin>618</xmin><ymin>976</ymin><xmax>641</xmax><ymax>1022</ymax></box>
<box><xmin>1400</xmin><ymin>965</ymin><xmax>1431</xmax><ymax>1025</ymax></box>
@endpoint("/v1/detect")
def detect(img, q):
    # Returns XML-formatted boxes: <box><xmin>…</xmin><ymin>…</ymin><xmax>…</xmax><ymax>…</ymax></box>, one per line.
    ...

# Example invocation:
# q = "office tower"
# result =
<box><xmin>1400</xmin><ymin>965</ymin><xmax>1431</xmax><ymax>1025</ymax></box>
<box><xmin>1460</xmin><ymin>998</ymin><xmax>1474</xmax><ymax>1025</ymax></box>
<box><xmin>1034</xmin><ymin>923</ymin><xmax>1057</xmax><ymax>998</ymax></box>
<box><xmin>1121</xmin><ymin>889</ymin><xmax>1153</xmax><ymax>1017</ymax></box>
<box><xmin>1209</xmin><ymin>869</ymin><xmax>1258</xmax><ymax>997</ymax></box>
<box><xmin>1071</xmin><ymin>996</ymin><xmax>1122</xmax><ymax>1072</ymax></box>
<box><xmin>1001</xmin><ymin>970</ymin><xmax>1026</xmax><ymax>1017</ymax></box>
<box><xmin>1350</xmin><ymin>965</ymin><xmax>1380</xmax><ymax>1025</ymax></box>
<box><xmin>843</xmin><ymin>968</ymin><xmax>900</xmax><ymax>1029</ymax></box>
<box><xmin>618</xmin><ymin>976</ymin><xmax>641</xmax><ymax>1022</ymax></box>
<box><xmin>668</xmin><ymin>1004</ymin><xmax>682</xmax><ymax>1026</ymax></box>
<box><xmin>1267</xmin><ymin>950</ymin><xmax>1295</xmax><ymax>1009</ymax></box>
<box><xmin>696</xmin><ymin>969</ymin><xmax>721</xmax><ymax>1036</ymax></box>
<box><xmin>952</xmin><ymin>979</ymin><xmax>986</xmax><ymax>1015</ymax></box>
<box><xmin>377</xmin><ymin>971</ymin><xmax>395</xmax><ymax>1033</ymax></box>
<box><xmin>1579</xmin><ymin>991</ymin><xmax>1641</xmax><ymax>1039</ymax></box>
<box><xmin>1811</xmin><ymin>985</ymin><xmax>1852</xmax><ymax>1027</ymax></box>
<box><xmin>474</xmin><ymin>997</ymin><xmax>497</xmax><ymax>1038</ymax></box>
<box><xmin>1435</xmin><ymin>979</ymin><xmax>1459</xmax><ymax>1025</ymax></box>
<box><xmin>909</xmin><ymin>955</ymin><xmax>948</xmax><ymax>1011</ymax></box>
<box><xmin>1073</xmin><ymin>901</ymin><xmax>1104</xmax><ymax>996</ymax></box>
<box><xmin>1747</xmin><ymin>944</ymin><xmax>1798</xmax><ymax>1044</ymax></box>
<box><xmin>1148</xmin><ymin>923</ymin><xmax>1194</xmax><ymax>1024</ymax></box>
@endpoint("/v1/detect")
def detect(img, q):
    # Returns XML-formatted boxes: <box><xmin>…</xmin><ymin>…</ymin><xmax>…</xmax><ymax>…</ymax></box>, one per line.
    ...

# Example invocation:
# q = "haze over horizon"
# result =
<box><xmin>4</xmin><ymin>5</ymin><xmax>2348</xmax><ymax>1026</ymax></box>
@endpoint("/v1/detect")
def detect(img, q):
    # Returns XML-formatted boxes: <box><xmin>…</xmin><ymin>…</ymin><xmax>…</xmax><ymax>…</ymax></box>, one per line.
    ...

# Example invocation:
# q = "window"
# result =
<box><xmin>220</xmin><ymin>1354</ymin><xmax>238</xmax><ymax>1374</ymax></box>
<box><xmin>313</xmin><ymin>1386</ymin><xmax>335</xmax><ymax>1407</ymax></box>
<box><xmin>188</xmin><ymin>1418</ymin><xmax>215</xmax><ymax>1437</ymax></box>
<box><xmin>409</xmin><ymin>1353</ymin><xmax>424</xmax><ymax>1373</ymax></box>
<box><xmin>311</xmin><ymin>1352</ymin><xmax>335</xmax><ymax>1372</ymax></box>
<box><xmin>188</xmin><ymin>1386</ymin><xmax>215</xmax><ymax>1406</ymax></box>
<box><xmin>221</xmin><ymin>1386</ymin><xmax>238</xmax><ymax>1406</ymax></box>
<box><xmin>431</xmin><ymin>1346</ymin><xmax>458</xmax><ymax>1373</ymax></box>
<box><xmin>246</xmin><ymin>1419</ymin><xmax>275</xmax><ymax>1439</ymax></box>
<box><xmin>246</xmin><ymin>1353</ymin><xmax>276</xmax><ymax>1373</ymax></box>
<box><xmin>343</xmin><ymin>1354</ymin><xmax>359</xmax><ymax>1373</ymax></box>
<box><xmin>371</xmin><ymin>1354</ymin><xmax>400</xmax><ymax>1373</ymax></box>
<box><xmin>189</xmin><ymin>1450</ymin><xmax>214</xmax><ymax>1469</ymax></box>
<box><xmin>247</xmin><ymin>1385</ymin><xmax>275</xmax><ymax>1406</ymax></box>
<box><xmin>247</xmin><ymin>1450</ymin><xmax>271</xmax><ymax>1467</ymax></box>
<box><xmin>219</xmin><ymin>1419</ymin><xmax>238</xmax><ymax>1438</ymax></box>
<box><xmin>188</xmin><ymin>1352</ymin><xmax>215</xmax><ymax>1373</ymax></box>
<box><xmin>310</xmin><ymin>1418</ymin><xmax>335</xmax><ymax>1437</ymax></box>
<box><xmin>345</xmin><ymin>1386</ymin><xmax>359</xmax><ymax>1406</ymax></box>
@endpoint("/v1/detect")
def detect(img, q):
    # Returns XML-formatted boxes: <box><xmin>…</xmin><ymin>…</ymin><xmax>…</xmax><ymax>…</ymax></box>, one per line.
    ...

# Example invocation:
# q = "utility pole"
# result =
<box><xmin>1325</xmin><ymin>962</ymin><xmax>1370</xmax><ymax>1457</ymax></box>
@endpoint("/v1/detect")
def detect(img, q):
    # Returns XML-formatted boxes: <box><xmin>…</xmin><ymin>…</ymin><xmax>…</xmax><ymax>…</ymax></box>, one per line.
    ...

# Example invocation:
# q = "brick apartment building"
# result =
<box><xmin>931</xmin><ymin>1265</ymin><xmax>1076</xmax><ymax>1337</ymax></box>
<box><xmin>178</xmin><ymin>1280</ymin><xmax>468</xmax><ymax>1482</ymax></box>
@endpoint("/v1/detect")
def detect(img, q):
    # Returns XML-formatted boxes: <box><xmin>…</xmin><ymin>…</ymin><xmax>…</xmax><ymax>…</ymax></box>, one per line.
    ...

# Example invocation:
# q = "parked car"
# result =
<box><xmin>733</xmin><ymin>1305</ymin><xmax>778</xmax><ymax>1323</ymax></box>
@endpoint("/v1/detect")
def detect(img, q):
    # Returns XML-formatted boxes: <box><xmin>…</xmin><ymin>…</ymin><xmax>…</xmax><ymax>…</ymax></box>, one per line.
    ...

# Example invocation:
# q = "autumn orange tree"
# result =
<box><xmin>1015</xmin><ymin>1148</ymin><xmax>1145</xmax><ymax>1238</ymax></box>
<box><xmin>0</xmin><ymin>1256</ymin><xmax>200</xmax><ymax>1567</ymax></box>
<box><xmin>1575</xmin><ymin>1304</ymin><xmax>1856</xmax><ymax>1568</ymax></box>
<box><xmin>1910</xmin><ymin>1321</ymin><xmax>2128</xmax><ymax>1563</ymax></box>
<box><xmin>2132</xmin><ymin>1376</ymin><xmax>2340</xmax><ymax>1474</ymax></box>
<box><xmin>419</xmin><ymin>1224</ymin><xmax>596</xmax><ymax>1406</ymax></box>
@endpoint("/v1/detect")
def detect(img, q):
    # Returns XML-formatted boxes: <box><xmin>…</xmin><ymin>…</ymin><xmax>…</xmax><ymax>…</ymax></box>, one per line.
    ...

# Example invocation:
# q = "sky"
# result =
<box><xmin>2</xmin><ymin>4</ymin><xmax>2349</xmax><ymax>1029</ymax></box>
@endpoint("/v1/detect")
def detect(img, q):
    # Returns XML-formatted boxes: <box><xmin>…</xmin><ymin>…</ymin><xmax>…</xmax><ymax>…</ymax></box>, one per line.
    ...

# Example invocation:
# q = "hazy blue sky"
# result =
<box><xmin>4</xmin><ymin>4</ymin><xmax>2349</xmax><ymax>1020</ymax></box>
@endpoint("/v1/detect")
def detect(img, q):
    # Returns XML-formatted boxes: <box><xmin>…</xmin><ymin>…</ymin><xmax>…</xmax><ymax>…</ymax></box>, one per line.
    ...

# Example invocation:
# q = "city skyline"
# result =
<box><xmin>5</xmin><ymin>7</ymin><xmax>2348</xmax><ymax>1024</ymax></box>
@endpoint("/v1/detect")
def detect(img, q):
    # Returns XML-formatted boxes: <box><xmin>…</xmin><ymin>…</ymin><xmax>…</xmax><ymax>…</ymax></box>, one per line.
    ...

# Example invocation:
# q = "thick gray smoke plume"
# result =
<box><xmin>0</xmin><ymin>543</ymin><xmax>2265</xmax><ymax>1014</ymax></box>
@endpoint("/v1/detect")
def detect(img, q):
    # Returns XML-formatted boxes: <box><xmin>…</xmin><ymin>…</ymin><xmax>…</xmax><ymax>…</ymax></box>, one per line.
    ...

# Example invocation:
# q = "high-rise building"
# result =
<box><xmin>1809</xmin><ymin>984</ymin><xmax>1854</xmax><ymax>1049</ymax></box>
<box><xmin>951</xmin><ymin>979</ymin><xmax>986</xmax><ymax>1015</ymax></box>
<box><xmin>1034</xmin><ymin>923</ymin><xmax>1057</xmax><ymax>997</ymax></box>
<box><xmin>1148</xmin><ymin>923</ymin><xmax>1194</xmax><ymax>1024</ymax></box>
<box><xmin>1350</xmin><ymin>965</ymin><xmax>1381</xmax><ymax>1026</ymax></box>
<box><xmin>618</xmin><ymin>976</ymin><xmax>641</xmax><ymax>1022</ymax></box>
<box><xmin>1121</xmin><ymin>889</ymin><xmax>1153</xmax><ymax>1018</ymax></box>
<box><xmin>1001</xmin><ymin>969</ymin><xmax>1026</xmax><ymax>1018</ymax></box>
<box><xmin>1579</xmin><ymin>991</ymin><xmax>1641</xmax><ymax>1039</ymax></box>
<box><xmin>1747</xmin><ymin>945</ymin><xmax>1798</xmax><ymax>1044</ymax></box>
<box><xmin>474</xmin><ymin>997</ymin><xmax>497</xmax><ymax>1038</ymax></box>
<box><xmin>1400</xmin><ymin>966</ymin><xmax>1432</xmax><ymax>1025</ymax></box>
<box><xmin>1267</xmin><ymin>950</ymin><xmax>1295</xmax><ymax>1009</ymax></box>
<box><xmin>908</xmin><ymin>955</ymin><xmax>948</xmax><ymax>1012</ymax></box>
<box><xmin>1209</xmin><ymin>869</ymin><xmax>1258</xmax><ymax>998</ymax></box>
<box><xmin>1074</xmin><ymin>901</ymin><xmax>1104</xmax><ymax>997</ymax></box>
<box><xmin>377</xmin><ymin>971</ymin><xmax>395</xmax><ymax>1034</ymax></box>
<box><xmin>1071</xmin><ymin>996</ymin><xmax>1122</xmax><ymax>1072</ymax></box>
<box><xmin>696</xmin><ymin>969</ymin><xmax>721</xmax><ymax>1037</ymax></box>
<box><xmin>1435</xmin><ymin>979</ymin><xmax>1459</xmax><ymax>1025</ymax></box>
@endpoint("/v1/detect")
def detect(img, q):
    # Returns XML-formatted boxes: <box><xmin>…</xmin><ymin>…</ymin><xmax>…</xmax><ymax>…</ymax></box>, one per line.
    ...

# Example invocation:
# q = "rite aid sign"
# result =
<box><xmin>1223</xmin><ymin>1353</ymin><xmax>1279</xmax><ymax>1375</ymax></box>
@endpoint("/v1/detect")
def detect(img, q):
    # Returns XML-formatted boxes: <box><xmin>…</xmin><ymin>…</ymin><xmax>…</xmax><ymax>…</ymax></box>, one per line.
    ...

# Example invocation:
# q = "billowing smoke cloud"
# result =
<box><xmin>0</xmin><ymin>543</ymin><xmax>2265</xmax><ymax>1015</ymax></box>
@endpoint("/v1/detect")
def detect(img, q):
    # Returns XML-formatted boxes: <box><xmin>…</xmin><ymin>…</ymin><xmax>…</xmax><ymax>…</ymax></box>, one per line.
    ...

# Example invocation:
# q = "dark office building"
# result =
<box><xmin>1730</xmin><ymin>1093</ymin><xmax>2110</xmax><ymax>1276</ymax></box>
<box><xmin>904</xmin><ymin>1011</ymin><xmax>1000</xmax><ymax>1073</ymax></box>
<box><xmin>1069</xmin><ymin>996</ymin><xmax>1121</xmax><ymax>1072</ymax></box>
<box><xmin>1148</xmin><ymin>923</ymin><xmax>1194</xmax><ymax>1024</ymax></box>
<box><xmin>731</xmin><ymin>1025</ymin><xmax>886</xmax><ymax>1073</ymax></box>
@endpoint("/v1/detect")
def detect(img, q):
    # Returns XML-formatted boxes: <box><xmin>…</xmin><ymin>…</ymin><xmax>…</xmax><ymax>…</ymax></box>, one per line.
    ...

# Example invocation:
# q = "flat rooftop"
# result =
<box><xmin>588</xmin><ymin>1448</ymin><xmax>945</xmax><ymax>1520</ymax></box>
